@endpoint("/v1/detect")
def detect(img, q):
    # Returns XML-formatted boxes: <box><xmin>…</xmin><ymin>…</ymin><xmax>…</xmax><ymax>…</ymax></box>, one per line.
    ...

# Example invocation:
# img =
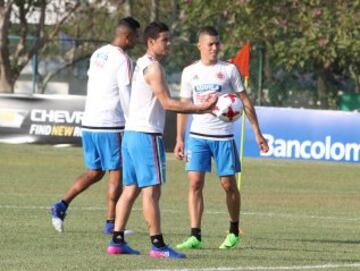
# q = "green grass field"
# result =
<box><xmin>0</xmin><ymin>143</ymin><xmax>359</xmax><ymax>270</ymax></box>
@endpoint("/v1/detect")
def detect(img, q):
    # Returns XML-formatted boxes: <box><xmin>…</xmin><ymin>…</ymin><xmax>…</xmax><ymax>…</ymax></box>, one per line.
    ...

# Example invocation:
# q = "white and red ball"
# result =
<box><xmin>212</xmin><ymin>93</ymin><xmax>243</xmax><ymax>122</ymax></box>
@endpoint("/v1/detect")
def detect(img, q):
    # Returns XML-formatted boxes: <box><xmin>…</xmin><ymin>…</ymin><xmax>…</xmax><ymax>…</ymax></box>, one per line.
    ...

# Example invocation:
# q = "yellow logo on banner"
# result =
<box><xmin>0</xmin><ymin>109</ymin><xmax>28</xmax><ymax>128</ymax></box>
<box><xmin>0</xmin><ymin>111</ymin><xmax>16</xmax><ymax>122</ymax></box>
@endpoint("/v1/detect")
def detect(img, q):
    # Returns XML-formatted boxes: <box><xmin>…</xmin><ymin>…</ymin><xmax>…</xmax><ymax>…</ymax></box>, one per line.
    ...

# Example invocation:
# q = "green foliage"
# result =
<box><xmin>4</xmin><ymin>0</ymin><xmax>359</xmax><ymax>106</ymax></box>
<box><xmin>179</xmin><ymin>0</ymin><xmax>360</xmax><ymax>108</ymax></box>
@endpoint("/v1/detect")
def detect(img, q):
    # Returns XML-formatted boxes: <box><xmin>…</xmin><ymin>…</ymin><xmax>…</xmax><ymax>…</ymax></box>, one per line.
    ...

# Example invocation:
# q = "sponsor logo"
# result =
<box><xmin>161</xmin><ymin>251</ymin><xmax>170</xmax><ymax>257</ymax></box>
<box><xmin>0</xmin><ymin>109</ymin><xmax>28</xmax><ymax>128</ymax></box>
<box><xmin>261</xmin><ymin>134</ymin><xmax>360</xmax><ymax>162</ymax></box>
<box><xmin>28</xmin><ymin>109</ymin><xmax>83</xmax><ymax>137</ymax></box>
<box><xmin>30</xmin><ymin>109</ymin><xmax>83</xmax><ymax>124</ymax></box>
<box><xmin>29</xmin><ymin>124</ymin><xmax>81</xmax><ymax>137</ymax></box>
<box><xmin>192</xmin><ymin>74</ymin><xmax>199</xmax><ymax>81</ymax></box>
<box><xmin>194</xmin><ymin>84</ymin><xmax>221</xmax><ymax>93</ymax></box>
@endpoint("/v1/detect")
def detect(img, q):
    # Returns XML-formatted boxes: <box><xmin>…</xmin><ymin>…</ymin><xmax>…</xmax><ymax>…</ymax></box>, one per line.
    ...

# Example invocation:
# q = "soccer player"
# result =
<box><xmin>174</xmin><ymin>26</ymin><xmax>269</xmax><ymax>250</ymax></box>
<box><xmin>106</xmin><ymin>22</ymin><xmax>217</xmax><ymax>258</ymax></box>
<box><xmin>50</xmin><ymin>17</ymin><xmax>140</xmax><ymax>234</ymax></box>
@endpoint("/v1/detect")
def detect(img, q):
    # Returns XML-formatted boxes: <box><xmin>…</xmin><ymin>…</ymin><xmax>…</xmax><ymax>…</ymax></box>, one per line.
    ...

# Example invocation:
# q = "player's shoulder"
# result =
<box><xmin>137</xmin><ymin>54</ymin><xmax>158</xmax><ymax>66</ymax></box>
<box><xmin>91</xmin><ymin>45</ymin><xmax>106</xmax><ymax>57</ymax></box>
<box><xmin>182</xmin><ymin>60</ymin><xmax>201</xmax><ymax>72</ymax></box>
<box><xmin>218</xmin><ymin>60</ymin><xmax>240</xmax><ymax>76</ymax></box>
<box><xmin>143</xmin><ymin>56</ymin><xmax>160</xmax><ymax>73</ymax></box>
<box><xmin>93</xmin><ymin>45</ymin><xmax>126</xmax><ymax>63</ymax></box>
<box><xmin>97</xmin><ymin>44</ymin><xmax>128</xmax><ymax>64</ymax></box>
<box><xmin>218</xmin><ymin>59</ymin><xmax>236</xmax><ymax>69</ymax></box>
<box><xmin>114</xmin><ymin>48</ymin><xmax>130</xmax><ymax>61</ymax></box>
<box><xmin>138</xmin><ymin>55</ymin><xmax>162</xmax><ymax>76</ymax></box>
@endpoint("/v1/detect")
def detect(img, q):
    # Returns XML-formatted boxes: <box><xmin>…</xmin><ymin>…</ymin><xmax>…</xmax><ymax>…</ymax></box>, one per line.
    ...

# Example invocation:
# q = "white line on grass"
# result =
<box><xmin>141</xmin><ymin>262</ymin><xmax>360</xmax><ymax>271</ymax></box>
<box><xmin>0</xmin><ymin>204</ymin><xmax>359</xmax><ymax>222</ymax></box>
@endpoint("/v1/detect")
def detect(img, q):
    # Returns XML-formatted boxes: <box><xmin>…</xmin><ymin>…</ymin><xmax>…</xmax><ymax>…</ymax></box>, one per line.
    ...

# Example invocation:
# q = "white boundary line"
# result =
<box><xmin>0</xmin><ymin>204</ymin><xmax>359</xmax><ymax>222</ymax></box>
<box><xmin>141</xmin><ymin>263</ymin><xmax>360</xmax><ymax>271</ymax></box>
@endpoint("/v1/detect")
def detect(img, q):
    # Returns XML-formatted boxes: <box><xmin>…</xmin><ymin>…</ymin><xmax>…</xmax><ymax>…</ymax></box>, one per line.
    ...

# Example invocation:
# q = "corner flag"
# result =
<box><xmin>230</xmin><ymin>41</ymin><xmax>251</xmax><ymax>191</ymax></box>
<box><xmin>230</xmin><ymin>41</ymin><xmax>251</xmax><ymax>86</ymax></box>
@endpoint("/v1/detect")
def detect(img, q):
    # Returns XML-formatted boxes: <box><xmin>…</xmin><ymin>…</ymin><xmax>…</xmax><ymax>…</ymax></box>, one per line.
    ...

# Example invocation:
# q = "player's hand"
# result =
<box><xmin>174</xmin><ymin>140</ymin><xmax>185</xmax><ymax>160</ymax></box>
<box><xmin>198</xmin><ymin>93</ymin><xmax>218</xmax><ymax>113</ymax></box>
<box><xmin>256</xmin><ymin>133</ymin><xmax>269</xmax><ymax>153</ymax></box>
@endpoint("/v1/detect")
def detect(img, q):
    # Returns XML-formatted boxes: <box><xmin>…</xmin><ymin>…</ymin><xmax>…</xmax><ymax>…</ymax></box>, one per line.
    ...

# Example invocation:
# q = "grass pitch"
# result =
<box><xmin>0</xmin><ymin>143</ymin><xmax>359</xmax><ymax>270</ymax></box>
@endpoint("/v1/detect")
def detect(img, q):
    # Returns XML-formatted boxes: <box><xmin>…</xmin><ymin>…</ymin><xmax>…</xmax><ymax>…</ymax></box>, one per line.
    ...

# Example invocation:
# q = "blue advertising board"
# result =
<box><xmin>232</xmin><ymin>107</ymin><xmax>360</xmax><ymax>163</ymax></box>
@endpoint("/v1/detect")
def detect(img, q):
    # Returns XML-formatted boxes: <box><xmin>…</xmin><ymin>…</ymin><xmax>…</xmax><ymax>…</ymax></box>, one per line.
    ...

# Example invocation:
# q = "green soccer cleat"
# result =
<box><xmin>219</xmin><ymin>233</ymin><xmax>241</xmax><ymax>249</ymax></box>
<box><xmin>176</xmin><ymin>236</ymin><xmax>203</xmax><ymax>249</ymax></box>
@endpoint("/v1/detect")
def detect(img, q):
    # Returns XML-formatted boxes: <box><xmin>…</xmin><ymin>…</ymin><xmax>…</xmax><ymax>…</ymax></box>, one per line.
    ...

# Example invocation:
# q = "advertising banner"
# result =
<box><xmin>0</xmin><ymin>94</ymin><xmax>84</xmax><ymax>145</ymax></box>
<box><xmin>233</xmin><ymin>107</ymin><xmax>360</xmax><ymax>163</ymax></box>
<box><xmin>1</xmin><ymin>94</ymin><xmax>359</xmax><ymax>163</ymax></box>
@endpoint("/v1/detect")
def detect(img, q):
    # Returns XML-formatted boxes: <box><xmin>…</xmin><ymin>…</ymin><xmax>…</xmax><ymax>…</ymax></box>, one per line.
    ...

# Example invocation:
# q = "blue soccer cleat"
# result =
<box><xmin>51</xmin><ymin>201</ymin><xmax>68</xmax><ymax>232</ymax></box>
<box><xmin>102</xmin><ymin>221</ymin><xmax>114</xmax><ymax>234</ymax></box>
<box><xmin>107</xmin><ymin>241</ymin><xmax>140</xmax><ymax>255</ymax></box>
<box><xmin>149</xmin><ymin>245</ymin><xmax>186</xmax><ymax>259</ymax></box>
<box><xmin>102</xmin><ymin>222</ymin><xmax>136</xmax><ymax>235</ymax></box>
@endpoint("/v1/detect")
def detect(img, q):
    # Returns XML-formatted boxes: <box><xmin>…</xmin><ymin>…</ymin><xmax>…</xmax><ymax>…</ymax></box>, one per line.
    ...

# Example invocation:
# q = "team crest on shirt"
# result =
<box><xmin>216</xmin><ymin>71</ymin><xmax>224</xmax><ymax>80</ymax></box>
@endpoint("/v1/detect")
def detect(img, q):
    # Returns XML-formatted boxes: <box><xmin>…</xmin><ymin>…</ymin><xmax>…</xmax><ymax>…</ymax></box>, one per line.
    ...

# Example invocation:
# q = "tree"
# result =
<box><xmin>36</xmin><ymin>1</ymin><xmax>121</xmax><ymax>93</ymax></box>
<box><xmin>150</xmin><ymin>0</ymin><xmax>159</xmax><ymax>21</ymax></box>
<box><xmin>180</xmin><ymin>0</ymin><xmax>360</xmax><ymax>109</ymax></box>
<box><xmin>271</xmin><ymin>0</ymin><xmax>360</xmax><ymax>108</ymax></box>
<box><xmin>0</xmin><ymin>0</ymin><xmax>80</xmax><ymax>93</ymax></box>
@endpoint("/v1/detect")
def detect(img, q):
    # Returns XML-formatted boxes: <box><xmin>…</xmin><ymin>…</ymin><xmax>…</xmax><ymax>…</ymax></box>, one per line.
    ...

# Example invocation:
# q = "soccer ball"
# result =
<box><xmin>212</xmin><ymin>93</ymin><xmax>243</xmax><ymax>122</ymax></box>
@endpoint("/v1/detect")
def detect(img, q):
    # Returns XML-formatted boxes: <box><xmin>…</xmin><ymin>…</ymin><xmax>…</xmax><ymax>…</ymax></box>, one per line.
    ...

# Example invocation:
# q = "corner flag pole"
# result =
<box><xmin>229</xmin><ymin>41</ymin><xmax>251</xmax><ymax>191</ymax></box>
<box><xmin>237</xmin><ymin>78</ymin><xmax>248</xmax><ymax>191</ymax></box>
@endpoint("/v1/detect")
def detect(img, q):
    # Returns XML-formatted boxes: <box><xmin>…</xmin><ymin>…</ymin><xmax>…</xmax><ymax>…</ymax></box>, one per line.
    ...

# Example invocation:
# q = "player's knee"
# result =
<box><xmin>142</xmin><ymin>195</ymin><xmax>159</xmax><ymax>208</ymax></box>
<box><xmin>146</xmin><ymin>191</ymin><xmax>161</xmax><ymax>202</ymax></box>
<box><xmin>87</xmin><ymin>170</ymin><xmax>105</xmax><ymax>181</ymax></box>
<box><xmin>190</xmin><ymin>180</ymin><xmax>203</xmax><ymax>192</ymax></box>
<box><xmin>108</xmin><ymin>180</ymin><xmax>122</xmax><ymax>193</ymax></box>
<box><xmin>108</xmin><ymin>188</ymin><xmax>121</xmax><ymax>202</ymax></box>
<box><xmin>222</xmin><ymin>182</ymin><xmax>237</xmax><ymax>193</ymax></box>
<box><xmin>121</xmin><ymin>187</ymin><xmax>140</xmax><ymax>202</ymax></box>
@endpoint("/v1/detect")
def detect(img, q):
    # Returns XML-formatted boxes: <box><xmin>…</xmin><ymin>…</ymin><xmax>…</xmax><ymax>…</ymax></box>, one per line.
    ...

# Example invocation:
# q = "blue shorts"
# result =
<box><xmin>122</xmin><ymin>131</ymin><xmax>166</xmax><ymax>188</ymax></box>
<box><xmin>81</xmin><ymin>131</ymin><xmax>122</xmax><ymax>170</ymax></box>
<box><xmin>186</xmin><ymin>136</ymin><xmax>241</xmax><ymax>176</ymax></box>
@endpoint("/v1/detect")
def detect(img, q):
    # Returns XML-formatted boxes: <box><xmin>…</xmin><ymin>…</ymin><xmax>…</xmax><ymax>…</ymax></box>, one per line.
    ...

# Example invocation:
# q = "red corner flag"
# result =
<box><xmin>229</xmin><ymin>41</ymin><xmax>251</xmax><ymax>80</ymax></box>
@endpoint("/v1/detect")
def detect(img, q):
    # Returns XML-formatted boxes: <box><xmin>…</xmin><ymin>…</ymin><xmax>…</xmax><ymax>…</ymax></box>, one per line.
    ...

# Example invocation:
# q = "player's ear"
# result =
<box><xmin>147</xmin><ymin>38</ymin><xmax>153</xmax><ymax>47</ymax></box>
<box><xmin>197</xmin><ymin>42</ymin><xmax>201</xmax><ymax>51</ymax></box>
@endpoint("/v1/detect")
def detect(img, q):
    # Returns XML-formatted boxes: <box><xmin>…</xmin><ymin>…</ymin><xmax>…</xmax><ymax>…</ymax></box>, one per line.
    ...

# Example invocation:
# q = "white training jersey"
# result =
<box><xmin>125</xmin><ymin>54</ymin><xmax>165</xmax><ymax>134</ymax></box>
<box><xmin>180</xmin><ymin>60</ymin><xmax>244</xmax><ymax>139</ymax></box>
<box><xmin>82</xmin><ymin>44</ymin><xmax>133</xmax><ymax>131</ymax></box>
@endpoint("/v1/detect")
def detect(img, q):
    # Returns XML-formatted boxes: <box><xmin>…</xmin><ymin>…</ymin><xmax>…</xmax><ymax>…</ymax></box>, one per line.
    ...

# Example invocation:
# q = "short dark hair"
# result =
<box><xmin>118</xmin><ymin>17</ymin><xmax>140</xmax><ymax>31</ymax></box>
<box><xmin>143</xmin><ymin>21</ymin><xmax>169</xmax><ymax>46</ymax></box>
<box><xmin>199</xmin><ymin>26</ymin><xmax>219</xmax><ymax>37</ymax></box>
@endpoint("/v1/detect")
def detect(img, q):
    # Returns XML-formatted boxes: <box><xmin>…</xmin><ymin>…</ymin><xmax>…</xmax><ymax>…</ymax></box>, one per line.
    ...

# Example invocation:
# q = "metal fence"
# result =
<box><xmin>10</xmin><ymin>36</ymin><xmax>360</xmax><ymax>111</ymax></box>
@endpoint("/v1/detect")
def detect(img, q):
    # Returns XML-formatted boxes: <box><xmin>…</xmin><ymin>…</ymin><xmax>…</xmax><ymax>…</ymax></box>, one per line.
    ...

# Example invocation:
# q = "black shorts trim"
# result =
<box><xmin>190</xmin><ymin>132</ymin><xmax>234</xmax><ymax>138</ymax></box>
<box><xmin>144</xmin><ymin>132</ymin><xmax>163</xmax><ymax>136</ymax></box>
<box><xmin>81</xmin><ymin>126</ymin><xmax>125</xmax><ymax>130</ymax></box>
